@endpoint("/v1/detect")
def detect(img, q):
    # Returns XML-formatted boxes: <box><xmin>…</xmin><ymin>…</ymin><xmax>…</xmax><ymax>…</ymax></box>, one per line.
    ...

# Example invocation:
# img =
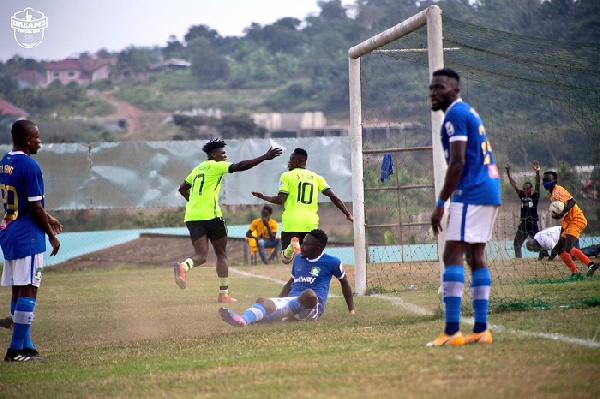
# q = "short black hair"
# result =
<box><xmin>543</xmin><ymin>171</ymin><xmax>558</xmax><ymax>180</ymax></box>
<box><xmin>432</xmin><ymin>68</ymin><xmax>460</xmax><ymax>84</ymax></box>
<box><xmin>293</xmin><ymin>148</ymin><xmax>308</xmax><ymax>160</ymax></box>
<box><xmin>11</xmin><ymin>119</ymin><xmax>37</xmax><ymax>144</ymax></box>
<box><xmin>202</xmin><ymin>139</ymin><xmax>226</xmax><ymax>155</ymax></box>
<box><xmin>308</xmin><ymin>229</ymin><xmax>328</xmax><ymax>249</ymax></box>
<box><xmin>262</xmin><ymin>205</ymin><xmax>273</xmax><ymax>215</ymax></box>
<box><xmin>523</xmin><ymin>181</ymin><xmax>533</xmax><ymax>188</ymax></box>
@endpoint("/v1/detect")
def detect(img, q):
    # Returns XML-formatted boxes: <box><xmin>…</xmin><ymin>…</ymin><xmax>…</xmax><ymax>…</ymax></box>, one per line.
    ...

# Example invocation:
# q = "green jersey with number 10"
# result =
<box><xmin>278</xmin><ymin>167</ymin><xmax>329</xmax><ymax>232</ymax></box>
<box><xmin>184</xmin><ymin>160</ymin><xmax>232</xmax><ymax>222</ymax></box>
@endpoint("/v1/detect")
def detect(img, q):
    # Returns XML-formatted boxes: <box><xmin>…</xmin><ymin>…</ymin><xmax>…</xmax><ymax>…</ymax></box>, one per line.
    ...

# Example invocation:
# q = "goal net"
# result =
<box><xmin>349</xmin><ymin>6</ymin><xmax>600</xmax><ymax>312</ymax></box>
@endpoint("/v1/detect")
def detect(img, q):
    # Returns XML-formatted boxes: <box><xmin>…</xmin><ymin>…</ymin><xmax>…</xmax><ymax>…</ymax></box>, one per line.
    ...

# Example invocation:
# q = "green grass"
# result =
<box><xmin>0</xmin><ymin>265</ymin><xmax>599</xmax><ymax>398</ymax></box>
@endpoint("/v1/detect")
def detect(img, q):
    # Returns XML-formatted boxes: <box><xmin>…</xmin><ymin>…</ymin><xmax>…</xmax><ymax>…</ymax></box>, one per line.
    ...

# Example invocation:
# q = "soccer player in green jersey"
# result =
<box><xmin>174</xmin><ymin>139</ymin><xmax>282</xmax><ymax>303</ymax></box>
<box><xmin>251</xmin><ymin>148</ymin><xmax>352</xmax><ymax>264</ymax></box>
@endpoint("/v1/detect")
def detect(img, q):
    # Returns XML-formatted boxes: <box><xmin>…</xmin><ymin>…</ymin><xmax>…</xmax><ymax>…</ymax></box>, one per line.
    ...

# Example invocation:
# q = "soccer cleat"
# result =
<box><xmin>4</xmin><ymin>348</ymin><xmax>31</xmax><ymax>362</ymax></box>
<box><xmin>219</xmin><ymin>307</ymin><xmax>246</xmax><ymax>327</ymax></box>
<box><xmin>173</xmin><ymin>262</ymin><xmax>186</xmax><ymax>289</ymax></box>
<box><xmin>218</xmin><ymin>293</ymin><xmax>238</xmax><ymax>303</ymax></box>
<box><xmin>587</xmin><ymin>262</ymin><xmax>598</xmax><ymax>278</ymax></box>
<box><xmin>291</xmin><ymin>237</ymin><xmax>301</xmax><ymax>255</ymax></box>
<box><xmin>22</xmin><ymin>347</ymin><xmax>42</xmax><ymax>360</ymax></box>
<box><xmin>0</xmin><ymin>316</ymin><xmax>13</xmax><ymax>330</ymax></box>
<box><xmin>464</xmin><ymin>329</ymin><xmax>493</xmax><ymax>345</ymax></box>
<box><xmin>426</xmin><ymin>331</ymin><xmax>464</xmax><ymax>347</ymax></box>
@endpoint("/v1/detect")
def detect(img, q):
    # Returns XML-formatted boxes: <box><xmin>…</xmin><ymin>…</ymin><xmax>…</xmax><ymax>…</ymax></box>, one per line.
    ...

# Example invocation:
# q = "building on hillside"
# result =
<box><xmin>16</xmin><ymin>70</ymin><xmax>46</xmax><ymax>89</ymax></box>
<box><xmin>45</xmin><ymin>58</ymin><xmax>115</xmax><ymax>85</ymax></box>
<box><xmin>149</xmin><ymin>58</ymin><xmax>191</xmax><ymax>72</ymax></box>
<box><xmin>252</xmin><ymin>112</ymin><xmax>346</xmax><ymax>138</ymax></box>
<box><xmin>0</xmin><ymin>99</ymin><xmax>29</xmax><ymax>142</ymax></box>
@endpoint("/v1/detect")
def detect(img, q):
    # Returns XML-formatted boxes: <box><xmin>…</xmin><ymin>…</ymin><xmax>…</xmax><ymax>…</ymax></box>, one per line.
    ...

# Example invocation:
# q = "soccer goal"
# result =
<box><xmin>348</xmin><ymin>6</ymin><xmax>600</xmax><ymax>310</ymax></box>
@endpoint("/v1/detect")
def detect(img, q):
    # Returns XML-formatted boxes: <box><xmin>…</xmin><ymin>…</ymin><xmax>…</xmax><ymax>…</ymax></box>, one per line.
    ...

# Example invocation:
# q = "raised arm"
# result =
<box><xmin>533</xmin><ymin>160</ymin><xmax>541</xmax><ymax>194</ymax></box>
<box><xmin>323</xmin><ymin>188</ymin><xmax>353</xmax><ymax>222</ymax></box>
<box><xmin>229</xmin><ymin>146</ymin><xmax>282</xmax><ymax>173</ymax></box>
<box><xmin>338</xmin><ymin>276</ymin><xmax>355</xmax><ymax>314</ymax></box>
<box><xmin>505</xmin><ymin>163</ymin><xmax>520</xmax><ymax>195</ymax></box>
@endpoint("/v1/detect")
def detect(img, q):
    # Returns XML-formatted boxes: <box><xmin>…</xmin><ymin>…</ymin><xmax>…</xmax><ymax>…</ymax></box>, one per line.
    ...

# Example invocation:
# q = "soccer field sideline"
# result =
<box><xmin>230</xmin><ymin>266</ymin><xmax>600</xmax><ymax>349</ymax></box>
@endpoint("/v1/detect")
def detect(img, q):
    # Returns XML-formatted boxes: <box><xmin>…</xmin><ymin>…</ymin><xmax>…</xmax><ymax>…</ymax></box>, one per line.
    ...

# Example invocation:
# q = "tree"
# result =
<box><xmin>189</xmin><ymin>38</ymin><xmax>229</xmax><ymax>85</ymax></box>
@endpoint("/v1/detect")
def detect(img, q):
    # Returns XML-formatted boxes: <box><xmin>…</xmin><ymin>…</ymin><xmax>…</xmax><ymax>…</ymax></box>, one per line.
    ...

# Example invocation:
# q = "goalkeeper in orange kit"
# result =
<box><xmin>542</xmin><ymin>171</ymin><xmax>596</xmax><ymax>278</ymax></box>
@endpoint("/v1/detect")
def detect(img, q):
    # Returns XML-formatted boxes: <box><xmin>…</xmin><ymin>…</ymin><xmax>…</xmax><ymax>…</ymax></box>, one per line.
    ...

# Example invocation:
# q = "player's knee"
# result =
<box><xmin>256</xmin><ymin>297</ymin><xmax>276</xmax><ymax>314</ymax></box>
<box><xmin>299</xmin><ymin>289</ymin><xmax>318</xmax><ymax>308</ymax></box>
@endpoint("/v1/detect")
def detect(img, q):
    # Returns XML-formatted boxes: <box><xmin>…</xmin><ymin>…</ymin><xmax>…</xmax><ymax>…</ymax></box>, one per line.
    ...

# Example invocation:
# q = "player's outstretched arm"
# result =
<box><xmin>323</xmin><ymin>188</ymin><xmax>353</xmax><ymax>222</ymax></box>
<box><xmin>251</xmin><ymin>191</ymin><xmax>288</xmax><ymax>205</ymax></box>
<box><xmin>339</xmin><ymin>276</ymin><xmax>355</xmax><ymax>314</ymax></box>
<box><xmin>229</xmin><ymin>146</ymin><xmax>282</xmax><ymax>173</ymax></box>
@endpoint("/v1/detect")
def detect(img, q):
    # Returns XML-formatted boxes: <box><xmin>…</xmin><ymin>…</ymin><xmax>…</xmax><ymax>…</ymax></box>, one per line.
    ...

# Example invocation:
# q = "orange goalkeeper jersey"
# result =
<box><xmin>550</xmin><ymin>184</ymin><xmax>586</xmax><ymax>227</ymax></box>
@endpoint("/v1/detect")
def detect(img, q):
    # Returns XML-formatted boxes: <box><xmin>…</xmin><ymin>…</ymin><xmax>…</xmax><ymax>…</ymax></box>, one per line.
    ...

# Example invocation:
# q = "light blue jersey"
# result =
<box><xmin>441</xmin><ymin>99</ymin><xmax>501</xmax><ymax>205</ymax></box>
<box><xmin>0</xmin><ymin>152</ymin><xmax>47</xmax><ymax>260</ymax></box>
<box><xmin>288</xmin><ymin>252</ymin><xmax>345</xmax><ymax>313</ymax></box>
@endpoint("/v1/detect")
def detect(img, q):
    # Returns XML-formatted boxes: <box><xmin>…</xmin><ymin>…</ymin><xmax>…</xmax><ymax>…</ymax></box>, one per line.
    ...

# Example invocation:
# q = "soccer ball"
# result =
<box><xmin>549</xmin><ymin>201</ymin><xmax>565</xmax><ymax>217</ymax></box>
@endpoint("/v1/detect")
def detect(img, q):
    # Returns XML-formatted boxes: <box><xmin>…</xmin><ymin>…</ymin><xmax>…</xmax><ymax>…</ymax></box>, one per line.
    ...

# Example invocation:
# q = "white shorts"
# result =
<box><xmin>445</xmin><ymin>202</ymin><xmax>499</xmax><ymax>244</ymax></box>
<box><xmin>1</xmin><ymin>253</ymin><xmax>44</xmax><ymax>287</ymax></box>
<box><xmin>269</xmin><ymin>297</ymin><xmax>321</xmax><ymax>321</ymax></box>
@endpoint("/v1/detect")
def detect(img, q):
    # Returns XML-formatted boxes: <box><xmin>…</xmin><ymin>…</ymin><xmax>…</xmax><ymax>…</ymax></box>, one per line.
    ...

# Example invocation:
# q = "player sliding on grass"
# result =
<box><xmin>429</xmin><ymin>68</ymin><xmax>501</xmax><ymax>346</ymax></box>
<box><xmin>542</xmin><ymin>171</ymin><xmax>596</xmax><ymax>278</ymax></box>
<box><xmin>173</xmin><ymin>139</ymin><xmax>282</xmax><ymax>303</ymax></box>
<box><xmin>251</xmin><ymin>148</ymin><xmax>352</xmax><ymax>264</ymax></box>
<box><xmin>219</xmin><ymin>229</ymin><xmax>354</xmax><ymax>327</ymax></box>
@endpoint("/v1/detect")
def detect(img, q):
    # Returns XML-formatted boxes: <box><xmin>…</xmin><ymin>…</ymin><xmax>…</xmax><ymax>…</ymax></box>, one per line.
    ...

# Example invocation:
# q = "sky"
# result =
<box><xmin>1</xmin><ymin>0</ymin><xmax>354</xmax><ymax>62</ymax></box>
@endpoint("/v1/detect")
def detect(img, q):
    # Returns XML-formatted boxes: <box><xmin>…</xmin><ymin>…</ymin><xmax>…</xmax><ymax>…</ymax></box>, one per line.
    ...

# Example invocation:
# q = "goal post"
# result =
<box><xmin>348</xmin><ymin>5</ymin><xmax>446</xmax><ymax>295</ymax></box>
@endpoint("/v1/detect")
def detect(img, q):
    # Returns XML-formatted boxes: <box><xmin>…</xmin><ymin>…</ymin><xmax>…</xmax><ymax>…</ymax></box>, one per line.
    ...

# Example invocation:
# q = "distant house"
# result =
<box><xmin>16</xmin><ymin>70</ymin><xmax>46</xmax><ymax>89</ymax></box>
<box><xmin>0</xmin><ymin>99</ymin><xmax>29</xmax><ymax>142</ymax></box>
<box><xmin>149</xmin><ymin>58</ymin><xmax>191</xmax><ymax>72</ymax></box>
<box><xmin>45</xmin><ymin>58</ymin><xmax>115</xmax><ymax>85</ymax></box>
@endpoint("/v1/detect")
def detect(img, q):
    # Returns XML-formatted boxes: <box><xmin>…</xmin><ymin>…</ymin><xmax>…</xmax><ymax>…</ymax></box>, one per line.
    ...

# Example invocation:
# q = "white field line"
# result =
<box><xmin>230</xmin><ymin>268</ymin><xmax>600</xmax><ymax>348</ymax></box>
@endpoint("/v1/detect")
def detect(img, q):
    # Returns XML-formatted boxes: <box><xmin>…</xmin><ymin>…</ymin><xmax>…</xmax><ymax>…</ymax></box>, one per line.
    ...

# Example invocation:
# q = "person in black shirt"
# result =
<box><xmin>505</xmin><ymin>160</ymin><xmax>542</xmax><ymax>258</ymax></box>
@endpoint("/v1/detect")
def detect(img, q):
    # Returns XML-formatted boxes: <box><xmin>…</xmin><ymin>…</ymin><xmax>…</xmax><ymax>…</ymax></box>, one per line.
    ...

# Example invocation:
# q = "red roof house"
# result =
<box><xmin>45</xmin><ymin>58</ymin><xmax>115</xmax><ymax>85</ymax></box>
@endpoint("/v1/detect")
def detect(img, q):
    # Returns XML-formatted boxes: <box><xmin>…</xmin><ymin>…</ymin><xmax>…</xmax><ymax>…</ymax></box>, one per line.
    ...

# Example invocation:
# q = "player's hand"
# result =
<box><xmin>48</xmin><ymin>216</ymin><xmax>63</xmax><ymax>235</ymax></box>
<box><xmin>505</xmin><ymin>163</ymin><xmax>510</xmax><ymax>173</ymax></box>
<box><xmin>431</xmin><ymin>206</ymin><xmax>444</xmax><ymax>235</ymax></box>
<box><xmin>346</xmin><ymin>213</ymin><xmax>354</xmax><ymax>222</ymax></box>
<box><xmin>349</xmin><ymin>309</ymin><xmax>355</xmax><ymax>315</ymax></box>
<box><xmin>49</xmin><ymin>236</ymin><xmax>60</xmax><ymax>256</ymax></box>
<box><xmin>263</xmin><ymin>146</ymin><xmax>283</xmax><ymax>160</ymax></box>
<box><xmin>251</xmin><ymin>191</ymin><xmax>264</xmax><ymax>199</ymax></box>
<box><xmin>551</xmin><ymin>213</ymin><xmax>562</xmax><ymax>220</ymax></box>
<box><xmin>533</xmin><ymin>160</ymin><xmax>540</xmax><ymax>171</ymax></box>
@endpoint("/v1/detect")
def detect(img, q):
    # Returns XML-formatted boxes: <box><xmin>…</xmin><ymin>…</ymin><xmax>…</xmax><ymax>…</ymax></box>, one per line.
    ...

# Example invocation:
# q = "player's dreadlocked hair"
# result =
<box><xmin>202</xmin><ymin>139</ymin><xmax>226</xmax><ymax>155</ymax></box>
<box><xmin>309</xmin><ymin>229</ymin><xmax>328</xmax><ymax>249</ymax></box>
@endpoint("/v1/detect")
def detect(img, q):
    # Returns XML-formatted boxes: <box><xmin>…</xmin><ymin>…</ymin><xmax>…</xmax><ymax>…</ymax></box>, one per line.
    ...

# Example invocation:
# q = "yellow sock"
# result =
<box><xmin>183</xmin><ymin>258</ymin><xmax>194</xmax><ymax>272</ymax></box>
<box><xmin>219</xmin><ymin>278</ymin><xmax>229</xmax><ymax>295</ymax></box>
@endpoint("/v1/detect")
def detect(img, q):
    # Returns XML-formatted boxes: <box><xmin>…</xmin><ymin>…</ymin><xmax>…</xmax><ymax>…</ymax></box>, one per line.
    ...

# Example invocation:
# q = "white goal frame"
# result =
<box><xmin>348</xmin><ymin>5</ymin><xmax>447</xmax><ymax>295</ymax></box>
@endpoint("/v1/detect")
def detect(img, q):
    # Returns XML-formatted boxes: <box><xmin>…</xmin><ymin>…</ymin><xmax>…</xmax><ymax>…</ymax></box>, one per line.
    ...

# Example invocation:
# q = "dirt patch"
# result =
<box><xmin>50</xmin><ymin>234</ymin><xmax>251</xmax><ymax>271</ymax></box>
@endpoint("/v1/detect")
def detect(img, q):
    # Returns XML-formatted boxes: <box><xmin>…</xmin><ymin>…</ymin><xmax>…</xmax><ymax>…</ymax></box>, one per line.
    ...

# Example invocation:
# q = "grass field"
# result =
<box><xmin>1</xmin><ymin>264</ymin><xmax>599</xmax><ymax>398</ymax></box>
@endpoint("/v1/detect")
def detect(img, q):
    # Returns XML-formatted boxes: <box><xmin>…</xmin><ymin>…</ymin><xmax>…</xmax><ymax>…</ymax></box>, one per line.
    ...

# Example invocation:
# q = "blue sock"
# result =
<box><xmin>287</xmin><ymin>297</ymin><xmax>307</xmax><ymax>314</ymax></box>
<box><xmin>10</xmin><ymin>297</ymin><xmax>35</xmax><ymax>351</ymax></box>
<box><xmin>471</xmin><ymin>268</ymin><xmax>491</xmax><ymax>333</ymax></box>
<box><xmin>443</xmin><ymin>265</ymin><xmax>464</xmax><ymax>335</ymax></box>
<box><xmin>262</xmin><ymin>298</ymin><xmax>308</xmax><ymax>323</ymax></box>
<box><xmin>242</xmin><ymin>303</ymin><xmax>266</xmax><ymax>326</ymax></box>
